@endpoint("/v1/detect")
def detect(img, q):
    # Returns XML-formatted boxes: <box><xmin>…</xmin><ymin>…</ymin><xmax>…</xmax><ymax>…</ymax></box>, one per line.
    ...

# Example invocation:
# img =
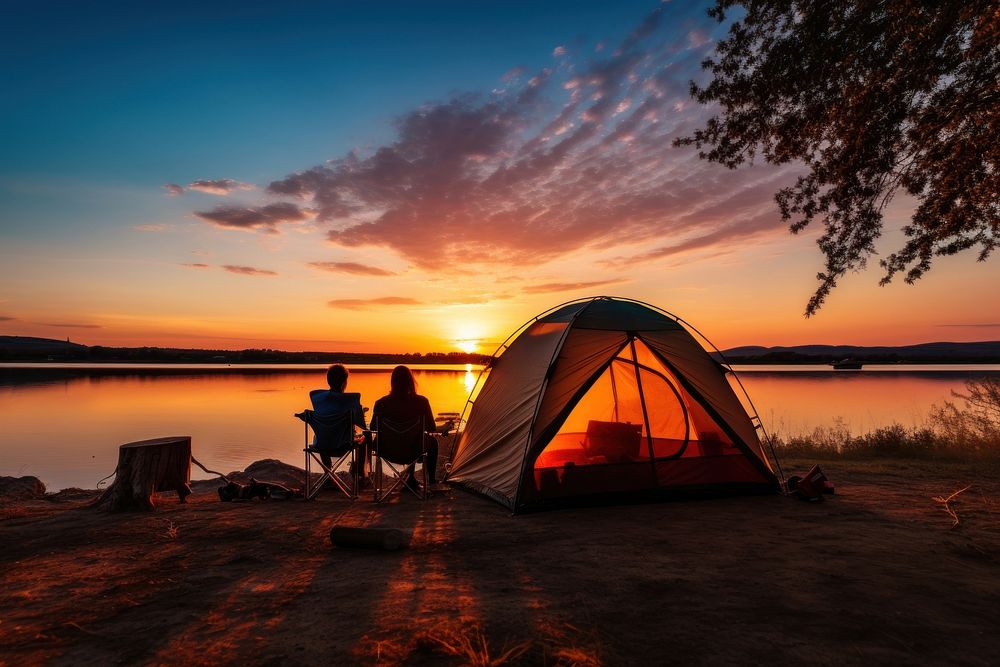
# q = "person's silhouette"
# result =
<box><xmin>309</xmin><ymin>364</ymin><xmax>367</xmax><ymax>475</ymax></box>
<box><xmin>370</xmin><ymin>365</ymin><xmax>440</xmax><ymax>488</ymax></box>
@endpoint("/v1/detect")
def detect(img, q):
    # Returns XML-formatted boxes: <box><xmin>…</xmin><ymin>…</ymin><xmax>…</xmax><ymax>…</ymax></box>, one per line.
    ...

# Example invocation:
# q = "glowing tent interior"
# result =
<box><xmin>446</xmin><ymin>297</ymin><xmax>781</xmax><ymax>512</ymax></box>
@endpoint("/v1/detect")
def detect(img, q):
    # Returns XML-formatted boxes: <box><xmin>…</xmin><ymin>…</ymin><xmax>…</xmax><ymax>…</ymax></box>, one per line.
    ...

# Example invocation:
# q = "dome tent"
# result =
<box><xmin>447</xmin><ymin>297</ymin><xmax>780</xmax><ymax>512</ymax></box>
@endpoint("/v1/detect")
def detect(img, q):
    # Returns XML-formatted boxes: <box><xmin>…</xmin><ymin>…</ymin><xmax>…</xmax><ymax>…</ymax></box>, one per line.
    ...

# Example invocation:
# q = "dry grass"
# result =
<box><xmin>415</xmin><ymin>624</ymin><xmax>531</xmax><ymax>667</ymax></box>
<box><xmin>538</xmin><ymin>622</ymin><xmax>607</xmax><ymax>666</ymax></box>
<box><xmin>357</xmin><ymin>621</ymin><xmax>609</xmax><ymax>666</ymax></box>
<box><xmin>1</xmin><ymin>505</ymin><xmax>28</xmax><ymax>520</ymax></box>
<box><xmin>931</xmin><ymin>485</ymin><xmax>972</xmax><ymax>529</ymax></box>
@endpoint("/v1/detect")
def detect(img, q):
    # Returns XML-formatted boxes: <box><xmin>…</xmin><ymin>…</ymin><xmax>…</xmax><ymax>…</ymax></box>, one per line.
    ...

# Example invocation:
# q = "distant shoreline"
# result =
<box><xmin>0</xmin><ymin>336</ymin><xmax>490</xmax><ymax>366</ymax></box>
<box><xmin>2</xmin><ymin>335</ymin><xmax>999</xmax><ymax>365</ymax></box>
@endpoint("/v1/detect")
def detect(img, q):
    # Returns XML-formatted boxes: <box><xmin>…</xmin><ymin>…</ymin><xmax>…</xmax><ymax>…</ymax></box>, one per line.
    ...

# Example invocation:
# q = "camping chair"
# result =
<box><xmin>296</xmin><ymin>409</ymin><xmax>358</xmax><ymax>500</ymax></box>
<box><xmin>369</xmin><ymin>416</ymin><xmax>429</xmax><ymax>502</ymax></box>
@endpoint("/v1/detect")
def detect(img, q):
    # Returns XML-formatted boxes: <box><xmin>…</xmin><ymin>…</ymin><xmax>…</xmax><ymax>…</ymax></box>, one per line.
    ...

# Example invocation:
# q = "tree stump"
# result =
<box><xmin>94</xmin><ymin>436</ymin><xmax>192</xmax><ymax>511</ymax></box>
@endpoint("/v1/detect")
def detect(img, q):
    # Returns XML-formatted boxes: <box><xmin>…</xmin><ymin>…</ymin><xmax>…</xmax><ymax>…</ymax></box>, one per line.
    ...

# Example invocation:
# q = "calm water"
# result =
<box><xmin>2</xmin><ymin>363</ymin><xmax>998</xmax><ymax>490</ymax></box>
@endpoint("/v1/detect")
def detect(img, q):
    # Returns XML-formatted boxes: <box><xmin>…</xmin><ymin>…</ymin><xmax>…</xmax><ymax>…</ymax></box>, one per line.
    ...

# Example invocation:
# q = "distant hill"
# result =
<box><xmin>717</xmin><ymin>341</ymin><xmax>1000</xmax><ymax>364</ymax></box>
<box><xmin>0</xmin><ymin>336</ymin><xmax>87</xmax><ymax>352</ymax></box>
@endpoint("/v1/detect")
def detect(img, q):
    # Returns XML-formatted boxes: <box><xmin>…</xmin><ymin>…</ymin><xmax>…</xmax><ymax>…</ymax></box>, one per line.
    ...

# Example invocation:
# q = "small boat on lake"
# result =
<box><xmin>831</xmin><ymin>358</ymin><xmax>863</xmax><ymax>370</ymax></box>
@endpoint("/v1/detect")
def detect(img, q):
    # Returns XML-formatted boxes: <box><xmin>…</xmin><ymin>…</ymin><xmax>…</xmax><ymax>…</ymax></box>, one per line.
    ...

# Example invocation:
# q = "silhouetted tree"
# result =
<box><xmin>676</xmin><ymin>1</ymin><xmax>998</xmax><ymax>314</ymax></box>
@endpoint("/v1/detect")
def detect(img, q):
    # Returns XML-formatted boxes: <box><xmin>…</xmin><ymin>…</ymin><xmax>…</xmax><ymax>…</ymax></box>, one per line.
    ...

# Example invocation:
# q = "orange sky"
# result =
<box><xmin>3</xmin><ymin>212</ymin><xmax>997</xmax><ymax>354</ymax></box>
<box><xmin>2</xmin><ymin>2</ymin><xmax>997</xmax><ymax>354</ymax></box>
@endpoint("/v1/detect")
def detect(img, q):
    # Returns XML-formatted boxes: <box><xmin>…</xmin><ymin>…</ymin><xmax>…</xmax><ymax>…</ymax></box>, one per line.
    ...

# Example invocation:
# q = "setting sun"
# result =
<box><xmin>452</xmin><ymin>323</ymin><xmax>486</xmax><ymax>354</ymax></box>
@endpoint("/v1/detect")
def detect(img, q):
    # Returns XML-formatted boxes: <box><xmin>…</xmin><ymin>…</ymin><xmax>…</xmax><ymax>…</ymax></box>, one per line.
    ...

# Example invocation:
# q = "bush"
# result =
<box><xmin>768</xmin><ymin>378</ymin><xmax>1000</xmax><ymax>461</ymax></box>
<box><xmin>930</xmin><ymin>378</ymin><xmax>1000</xmax><ymax>458</ymax></box>
<box><xmin>771</xmin><ymin>422</ymin><xmax>945</xmax><ymax>460</ymax></box>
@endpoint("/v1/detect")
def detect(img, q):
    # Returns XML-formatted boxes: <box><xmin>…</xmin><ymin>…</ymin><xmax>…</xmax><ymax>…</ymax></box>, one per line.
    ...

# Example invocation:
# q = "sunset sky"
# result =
<box><xmin>2</xmin><ymin>0</ymin><xmax>998</xmax><ymax>354</ymax></box>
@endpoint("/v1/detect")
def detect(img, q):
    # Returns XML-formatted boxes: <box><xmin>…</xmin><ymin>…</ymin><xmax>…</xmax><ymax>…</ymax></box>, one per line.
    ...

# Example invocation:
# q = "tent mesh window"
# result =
<box><xmin>532</xmin><ymin>337</ymin><xmax>744</xmax><ymax>497</ymax></box>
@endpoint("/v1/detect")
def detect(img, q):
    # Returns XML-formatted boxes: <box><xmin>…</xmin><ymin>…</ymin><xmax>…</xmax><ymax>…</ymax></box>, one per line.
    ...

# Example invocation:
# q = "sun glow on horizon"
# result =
<box><xmin>452</xmin><ymin>322</ymin><xmax>487</xmax><ymax>354</ymax></box>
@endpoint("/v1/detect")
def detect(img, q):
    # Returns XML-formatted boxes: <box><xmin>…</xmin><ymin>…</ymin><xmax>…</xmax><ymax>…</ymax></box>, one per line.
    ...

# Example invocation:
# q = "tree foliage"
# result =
<box><xmin>676</xmin><ymin>1</ymin><xmax>999</xmax><ymax>314</ymax></box>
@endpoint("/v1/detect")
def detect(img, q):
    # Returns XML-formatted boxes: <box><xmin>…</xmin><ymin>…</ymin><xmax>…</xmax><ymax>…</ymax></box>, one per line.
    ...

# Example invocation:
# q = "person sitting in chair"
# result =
<box><xmin>370</xmin><ymin>365</ymin><xmax>440</xmax><ymax>489</ymax></box>
<box><xmin>310</xmin><ymin>364</ymin><xmax>368</xmax><ymax>476</ymax></box>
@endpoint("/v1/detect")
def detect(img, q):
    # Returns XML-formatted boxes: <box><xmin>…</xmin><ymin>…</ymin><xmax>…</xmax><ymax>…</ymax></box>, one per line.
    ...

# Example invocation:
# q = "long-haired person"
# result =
<box><xmin>370</xmin><ymin>365</ymin><xmax>440</xmax><ymax>488</ymax></box>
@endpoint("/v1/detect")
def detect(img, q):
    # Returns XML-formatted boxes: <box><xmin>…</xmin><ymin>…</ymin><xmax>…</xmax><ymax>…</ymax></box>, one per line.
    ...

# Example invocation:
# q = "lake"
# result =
<box><xmin>2</xmin><ymin>363</ymin><xmax>998</xmax><ymax>490</ymax></box>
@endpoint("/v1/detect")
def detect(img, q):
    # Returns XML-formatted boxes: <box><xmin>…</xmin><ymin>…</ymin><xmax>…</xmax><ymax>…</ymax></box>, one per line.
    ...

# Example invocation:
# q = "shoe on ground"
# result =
<box><xmin>402</xmin><ymin>475</ymin><xmax>424</xmax><ymax>494</ymax></box>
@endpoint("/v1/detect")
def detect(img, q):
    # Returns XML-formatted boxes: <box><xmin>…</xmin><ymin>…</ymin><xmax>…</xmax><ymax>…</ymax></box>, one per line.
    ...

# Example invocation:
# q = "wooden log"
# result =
<box><xmin>330</xmin><ymin>525</ymin><xmax>411</xmax><ymax>551</ymax></box>
<box><xmin>94</xmin><ymin>436</ymin><xmax>192</xmax><ymax>511</ymax></box>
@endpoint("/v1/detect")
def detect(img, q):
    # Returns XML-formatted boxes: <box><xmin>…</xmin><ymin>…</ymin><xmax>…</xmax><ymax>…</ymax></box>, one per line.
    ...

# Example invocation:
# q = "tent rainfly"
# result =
<box><xmin>446</xmin><ymin>297</ymin><xmax>780</xmax><ymax>512</ymax></box>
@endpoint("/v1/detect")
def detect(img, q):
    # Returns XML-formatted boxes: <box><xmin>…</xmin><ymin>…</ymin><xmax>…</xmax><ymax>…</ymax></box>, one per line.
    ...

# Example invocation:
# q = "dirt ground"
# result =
<box><xmin>2</xmin><ymin>457</ymin><xmax>999</xmax><ymax>666</ymax></box>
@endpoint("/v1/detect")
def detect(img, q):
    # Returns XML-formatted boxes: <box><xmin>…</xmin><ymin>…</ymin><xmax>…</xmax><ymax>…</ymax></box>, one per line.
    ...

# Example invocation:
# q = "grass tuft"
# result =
<box><xmin>415</xmin><ymin>624</ymin><xmax>531</xmax><ymax>666</ymax></box>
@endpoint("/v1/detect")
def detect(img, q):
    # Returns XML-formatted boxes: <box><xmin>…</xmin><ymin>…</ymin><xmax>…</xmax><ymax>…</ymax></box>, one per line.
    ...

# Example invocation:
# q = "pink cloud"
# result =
<box><xmin>133</xmin><ymin>223</ymin><xmax>169</xmax><ymax>232</ymax></box>
<box><xmin>223</xmin><ymin>265</ymin><xmax>278</xmax><ymax>276</ymax></box>
<box><xmin>164</xmin><ymin>183</ymin><xmax>184</xmax><ymax>196</ymax></box>
<box><xmin>307</xmin><ymin>261</ymin><xmax>396</xmax><ymax>276</ymax></box>
<box><xmin>40</xmin><ymin>322</ymin><xmax>102</xmax><ymax>329</ymax></box>
<box><xmin>501</xmin><ymin>66</ymin><xmax>526</xmax><ymax>82</ymax></box>
<box><xmin>523</xmin><ymin>279</ymin><xmax>627</xmax><ymax>294</ymax></box>
<box><xmin>195</xmin><ymin>202</ymin><xmax>312</xmax><ymax>233</ymax></box>
<box><xmin>189</xmin><ymin>178</ymin><xmax>254</xmax><ymax>195</ymax></box>
<box><xmin>190</xmin><ymin>5</ymin><xmax>792</xmax><ymax>274</ymax></box>
<box><xmin>180</xmin><ymin>262</ymin><xmax>211</xmax><ymax>269</ymax></box>
<box><xmin>327</xmin><ymin>296</ymin><xmax>421</xmax><ymax>310</ymax></box>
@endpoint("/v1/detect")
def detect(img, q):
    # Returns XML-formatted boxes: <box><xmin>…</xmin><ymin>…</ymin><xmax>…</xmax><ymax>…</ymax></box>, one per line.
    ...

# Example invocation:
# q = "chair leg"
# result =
<box><xmin>375</xmin><ymin>458</ymin><xmax>407</xmax><ymax>503</ymax></box>
<box><xmin>305</xmin><ymin>447</ymin><xmax>313</xmax><ymax>500</ymax></box>
<box><xmin>304</xmin><ymin>449</ymin><xmax>356</xmax><ymax>500</ymax></box>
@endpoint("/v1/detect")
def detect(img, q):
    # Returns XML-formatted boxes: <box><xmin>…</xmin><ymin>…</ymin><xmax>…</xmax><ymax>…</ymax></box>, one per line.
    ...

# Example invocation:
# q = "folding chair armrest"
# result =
<box><xmin>294</xmin><ymin>409</ymin><xmax>313</xmax><ymax>422</ymax></box>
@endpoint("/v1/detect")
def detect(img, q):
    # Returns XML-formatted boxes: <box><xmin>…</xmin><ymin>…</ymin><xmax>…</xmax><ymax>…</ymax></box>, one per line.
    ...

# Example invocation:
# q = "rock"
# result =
<box><xmin>48</xmin><ymin>488</ymin><xmax>102</xmax><ymax>502</ymax></box>
<box><xmin>189</xmin><ymin>459</ymin><xmax>307</xmax><ymax>493</ymax></box>
<box><xmin>0</xmin><ymin>476</ymin><xmax>46</xmax><ymax>500</ymax></box>
<box><xmin>241</xmin><ymin>459</ymin><xmax>307</xmax><ymax>489</ymax></box>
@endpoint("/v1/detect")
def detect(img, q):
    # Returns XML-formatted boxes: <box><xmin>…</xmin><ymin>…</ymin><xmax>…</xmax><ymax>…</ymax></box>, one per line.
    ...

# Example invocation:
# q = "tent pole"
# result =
<box><xmin>629</xmin><ymin>338</ymin><xmax>657</xmax><ymax>483</ymax></box>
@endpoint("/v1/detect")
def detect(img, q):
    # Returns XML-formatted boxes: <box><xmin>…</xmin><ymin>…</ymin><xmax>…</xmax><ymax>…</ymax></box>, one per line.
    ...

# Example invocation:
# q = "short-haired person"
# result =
<box><xmin>310</xmin><ymin>364</ymin><xmax>367</xmax><ymax>476</ymax></box>
<box><xmin>370</xmin><ymin>365</ymin><xmax>440</xmax><ymax>489</ymax></box>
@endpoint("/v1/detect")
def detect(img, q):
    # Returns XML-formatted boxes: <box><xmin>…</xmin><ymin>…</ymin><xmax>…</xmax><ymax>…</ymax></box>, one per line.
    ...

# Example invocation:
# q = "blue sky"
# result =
<box><xmin>2</xmin><ymin>0</ymin><xmax>997</xmax><ymax>352</ymax></box>
<box><xmin>2</xmin><ymin>1</ymin><xmax>671</xmax><ymax>186</ymax></box>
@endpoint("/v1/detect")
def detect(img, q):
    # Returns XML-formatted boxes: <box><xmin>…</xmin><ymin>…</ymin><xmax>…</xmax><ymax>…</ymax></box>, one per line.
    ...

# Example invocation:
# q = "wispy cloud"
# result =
<box><xmin>180</xmin><ymin>262</ymin><xmax>211</xmax><ymax>269</ymax></box>
<box><xmin>133</xmin><ymin>223</ymin><xmax>170</xmax><ymax>232</ymax></box>
<box><xmin>164</xmin><ymin>183</ymin><xmax>184</xmax><ymax>196</ymax></box>
<box><xmin>328</xmin><ymin>296</ymin><xmax>421</xmax><ymax>310</ymax></box>
<box><xmin>307</xmin><ymin>261</ymin><xmax>396</xmax><ymax>277</ymax></box>
<box><xmin>187</xmin><ymin>4</ymin><xmax>790</xmax><ymax>273</ymax></box>
<box><xmin>602</xmin><ymin>203</ymin><xmax>785</xmax><ymax>267</ymax></box>
<box><xmin>40</xmin><ymin>322</ymin><xmax>102</xmax><ymax>329</ymax></box>
<box><xmin>188</xmin><ymin>178</ymin><xmax>255</xmax><ymax>195</ymax></box>
<box><xmin>0</xmin><ymin>315</ymin><xmax>16</xmax><ymax>322</ymax></box>
<box><xmin>523</xmin><ymin>278</ymin><xmax>626</xmax><ymax>294</ymax></box>
<box><xmin>223</xmin><ymin>265</ymin><xmax>278</xmax><ymax>276</ymax></box>
<box><xmin>195</xmin><ymin>202</ymin><xmax>312</xmax><ymax>233</ymax></box>
<box><xmin>438</xmin><ymin>292</ymin><xmax>515</xmax><ymax>305</ymax></box>
<box><xmin>938</xmin><ymin>323</ymin><xmax>1000</xmax><ymax>328</ymax></box>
